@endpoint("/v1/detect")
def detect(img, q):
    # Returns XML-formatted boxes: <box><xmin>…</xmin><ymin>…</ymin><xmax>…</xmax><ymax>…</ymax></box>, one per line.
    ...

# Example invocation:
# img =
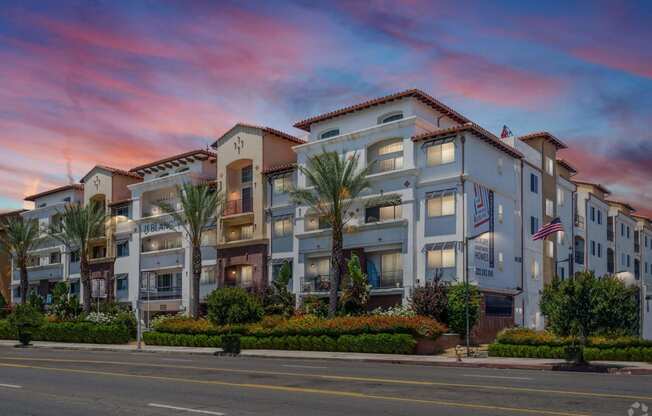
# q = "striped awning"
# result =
<box><xmin>420</xmin><ymin>135</ymin><xmax>455</xmax><ymax>149</ymax></box>
<box><xmin>422</xmin><ymin>241</ymin><xmax>458</xmax><ymax>253</ymax></box>
<box><xmin>364</xmin><ymin>193</ymin><xmax>402</xmax><ymax>208</ymax></box>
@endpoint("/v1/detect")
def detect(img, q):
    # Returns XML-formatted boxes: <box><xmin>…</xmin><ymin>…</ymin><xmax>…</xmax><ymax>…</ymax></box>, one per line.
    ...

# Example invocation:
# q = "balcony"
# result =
<box><xmin>301</xmin><ymin>275</ymin><xmax>331</xmax><ymax>293</ymax></box>
<box><xmin>574</xmin><ymin>215</ymin><xmax>585</xmax><ymax>229</ymax></box>
<box><xmin>139</xmin><ymin>286</ymin><xmax>182</xmax><ymax>301</ymax></box>
<box><xmin>223</xmin><ymin>197</ymin><xmax>253</xmax><ymax>216</ymax></box>
<box><xmin>369</xmin><ymin>271</ymin><xmax>403</xmax><ymax>289</ymax></box>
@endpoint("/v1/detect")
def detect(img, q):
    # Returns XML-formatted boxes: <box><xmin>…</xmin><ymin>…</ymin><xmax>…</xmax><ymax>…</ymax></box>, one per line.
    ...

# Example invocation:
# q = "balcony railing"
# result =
<box><xmin>369</xmin><ymin>157</ymin><xmax>403</xmax><ymax>174</ymax></box>
<box><xmin>301</xmin><ymin>275</ymin><xmax>331</xmax><ymax>293</ymax></box>
<box><xmin>224</xmin><ymin>197</ymin><xmax>253</xmax><ymax>216</ymax></box>
<box><xmin>574</xmin><ymin>215</ymin><xmax>585</xmax><ymax>229</ymax></box>
<box><xmin>139</xmin><ymin>286</ymin><xmax>182</xmax><ymax>300</ymax></box>
<box><xmin>369</xmin><ymin>271</ymin><xmax>403</xmax><ymax>289</ymax></box>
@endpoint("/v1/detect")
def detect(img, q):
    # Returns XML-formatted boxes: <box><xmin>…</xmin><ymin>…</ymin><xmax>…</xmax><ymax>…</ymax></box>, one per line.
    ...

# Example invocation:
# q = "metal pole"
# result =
<box><xmin>465</xmin><ymin>236</ymin><xmax>470</xmax><ymax>357</ymax></box>
<box><xmin>136</xmin><ymin>223</ymin><xmax>142</xmax><ymax>350</ymax></box>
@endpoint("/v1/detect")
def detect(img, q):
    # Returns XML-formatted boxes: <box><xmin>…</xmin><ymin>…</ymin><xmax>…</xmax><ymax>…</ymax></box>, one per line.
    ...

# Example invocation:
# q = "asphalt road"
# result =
<box><xmin>0</xmin><ymin>346</ymin><xmax>650</xmax><ymax>416</ymax></box>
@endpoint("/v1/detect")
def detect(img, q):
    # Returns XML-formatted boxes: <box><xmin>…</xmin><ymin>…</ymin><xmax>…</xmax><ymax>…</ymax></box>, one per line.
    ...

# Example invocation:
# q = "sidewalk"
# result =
<box><xmin>2</xmin><ymin>340</ymin><xmax>651</xmax><ymax>374</ymax></box>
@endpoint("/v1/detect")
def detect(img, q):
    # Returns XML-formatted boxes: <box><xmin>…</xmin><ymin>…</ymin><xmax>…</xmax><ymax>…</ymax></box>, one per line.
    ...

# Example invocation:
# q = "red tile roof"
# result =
<box><xmin>293</xmin><ymin>89</ymin><xmax>471</xmax><ymax>131</ymax></box>
<box><xmin>606</xmin><ymin>199</ymin><xmax>636</xmax><ymax>212</ymax></box>
<box><xmin>572</xmin><ymin>179</ymin><xmax>610</xmax><ymax>195</ymax></box>
<box><xmin>262</xmin><ymin>162</ymin><xmax>297</xmax><ymax>175</ymax></box>
<box><xmin>24</xmin><ymin>184</ymin><xmax>84</xmax><ymax>202</ymax></box>
<box><xmin>212</xmin><ymin>123</ymin><xmax>306</xmax><ymax>147</ymax></box>
<box><xmin>556</xmin><ymin>158</ymin><xmax>577</xmax><ymax>174</ymax></box>
<box><xmin>80</xmin><ymin>165</ymin><xmax>143</xmax><ymax>183</ymax></box>
<box><xmin>412</xmin><ymin>123</ymin><xmax>523</xmax><ymax>159</ymax></box>
<box><xmin>519</xmin><ymin>131</ymin><xmax>567</xmax><ymax>150</ymax></box>
<box><xmin>632</xmin><ymin>213</ymin><xmax>651</xmax><ymax>222</ymax></box>
<box><xmin>129</xmin><ymin>150</ymin><xmax>216</xmax><ymax>174</ymax></box>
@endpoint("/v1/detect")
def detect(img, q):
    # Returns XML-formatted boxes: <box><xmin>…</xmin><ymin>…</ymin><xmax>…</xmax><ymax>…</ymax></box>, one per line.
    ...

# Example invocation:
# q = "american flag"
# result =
<box><xmin>532</xmin><ymin>217</ymin><xmax>564</xmax><ymax>241</ymax></box>
<box><xmin>500</xmin><ymin>125</ymin><xmax>513</xmax><ymax>139</ymax></box>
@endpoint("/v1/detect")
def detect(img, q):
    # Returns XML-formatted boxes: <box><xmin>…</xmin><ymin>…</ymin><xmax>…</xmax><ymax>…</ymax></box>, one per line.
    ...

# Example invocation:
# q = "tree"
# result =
<box><xmin>157</xmin><ymin>182</ymin><xmax>223</xmax><ymax>319</ymax></box>
<box><xmin>291</xmin><ymin>150</ymin><xmax>371</xmax><ymax>316</ymax></box>
<box><xmin>262</xmin><ymin>261</ymin><xmax>295</xmax><ymax>317</ymax></box>
<box><xmin>447</xmin><ymin>282</ymin><xmax>480</xmax><ymax>337</ymax></box>
<box><xmin>409</xmin><ymin>278</ymin><xmax>448</xmax><ymax>323</ymax></box>
<box><xmin>46</xmin><ymin>201</ymin><xmax>106</xmax><ymax>313</ymax></box>
<box><xmin>0</xmin><ymin>216</ymin><xmax>39</xmax><ymax>304</ymax></box>
<box><xmin>339</xmin><ymin>254</ymin><xmax>371</xmax><ymax>315</ymax></box>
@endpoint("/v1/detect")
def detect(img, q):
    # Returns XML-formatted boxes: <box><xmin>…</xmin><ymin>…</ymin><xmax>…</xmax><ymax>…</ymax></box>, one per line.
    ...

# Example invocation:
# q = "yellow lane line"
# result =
<box><xmin>0</xmin><ymin>356</ymin><xmax>649</xmax><ymax>402</ymax></box>
<box><xmin>0</xmin><ymin>362</ymin><xmax>589</xmax><ymax>416</ymax></box>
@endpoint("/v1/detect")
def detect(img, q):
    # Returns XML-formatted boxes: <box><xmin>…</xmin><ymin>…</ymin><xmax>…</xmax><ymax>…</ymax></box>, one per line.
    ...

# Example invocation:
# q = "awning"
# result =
<box><xmin>421</xmin><ymin>135</ymin><xmax>456</xmax><ymax>149</ymax></box>
<box><xmin>422</xmin><ymin>241</ymin><xmax>458</xmax><ymax>253</ymax></box>
<box><xmin>425</xmin><ymin>188</ymin><xmax>456</xmax><ymax>199</ymax></box>
<box><xmin>364</xmin><ymin>193</ymin><xmax>402</xmax><ymax>208</ymax></box>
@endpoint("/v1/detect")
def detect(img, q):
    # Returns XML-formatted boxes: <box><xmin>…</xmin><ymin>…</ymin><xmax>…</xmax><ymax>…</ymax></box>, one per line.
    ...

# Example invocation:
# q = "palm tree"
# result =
<box><xmin>291</xmin><ymin>150</ymin><xmax>371</xmax><ymax>316</ymax></box>
<box><xmin>47</xmin><ymin>201</ymin><xmax>106</xmax><ymax>313</ymax></box>
<box><xmin>0</xmin><ymin>217</ymin><xmax>39</xmax><ymax>304</ymax></box>
<box><xmin>157</xmin><ymin>182</ymin><xmax>222</xmax><ymax>319</ymax></box>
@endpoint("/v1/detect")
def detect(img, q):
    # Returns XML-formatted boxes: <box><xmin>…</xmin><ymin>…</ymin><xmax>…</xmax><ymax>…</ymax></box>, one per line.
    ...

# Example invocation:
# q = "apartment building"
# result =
<box><xmin>10</xmin><ymin>185</ymin><xmax>84</xmax><ymax>304</ymax></box>
<box><xmin>633</xmin><ymin>214</ymin><xmax>652</xmax><ymax>339</ymax></box>
<box><xmin>573</xmin><ymin>180</ymin><xmax>610</xmax><ymax>277</ymax></box>
<box><xmin>127</xmin><ymin>150</ymin><xmax>217</xmax><ymax>314</ymax></box>
<box><xmin>607</xmin><ymin>200</ymin><xmax>637</xmax><ymax>276</ymax></box>
<box><xmin>555</xmin><ymin>160</ymin><xmax>577</xmax><ymax>280</ymax></box>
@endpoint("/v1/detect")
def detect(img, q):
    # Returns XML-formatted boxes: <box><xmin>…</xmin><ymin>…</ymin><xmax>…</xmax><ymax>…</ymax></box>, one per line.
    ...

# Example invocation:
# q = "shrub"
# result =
<box><xmin>409</xmin><ymin>278</ymin><xmax>447</xmax><ymax>322</ymax></box>
<box><xmin>206</xmin><ymin>288</ymin><xmax>264</xmax><ymax>326</ymax></box>
<box><xmin>49</xmin><ymin>282</ymin><xmax>82</xmax><ymax>321</ymax></box>
<box><xmin>541</xmin><ymin>272</ymin><xmax>639</xmax><ymax>340</ymax></box>
<box><xmin>143</xmin><ymin>331</ymin><xmax>222</xmax><ymax>348</ymax></box>
<box><xmin>298</xmin><ymin>295</ymin><xmax>328</xmax><ymax>318</ymax></box>
<box><xmin>488</xmin><ymin>343</ymin><xmax>652</xmax><ymax>362</ymax></box>
<box><xmin>36</xmin><ymin>322</ymin><xmax>130</xmax><ymax>344</ymax></box>
<box><xmin>371</xmin><ymin>304</ymin><xmax>416</xmax><ymax>318</ymax></box>
<box><xmin>27</xmin><ymin>290</ymin><xmax>45</xmax><ymax>313</ymax></box>
<box><xmin>0</xmin><ymin>293</ymin><xmax>8</xmax><ymax>319</ymax></box>
<box><xmin>8</xmin><ymin>304</ymin><xmax>44</xmax><ymax>345</ymax></box>
<box><xmin>447</xmin><ymin>282</ymin><xmax>480</xmax><ymax>336</ymax></box>
<box><xmin>222</xmin><ymin>333</ymin><xmax>241</xmax><ymax>354</ymax></box>
<box><xmin>338</xmin><ymin>254</ymin><xmax>370</xmax><ymax>315</ymax></box>
<box><xmin>240</xmin><ymin>333</ymin><xmax>416</xmax><ymax>354</ymax></box>
<box><xmin>261</xmin><ymin>262</ymin><xmax>295</xmax><ymax>317</ymax></box>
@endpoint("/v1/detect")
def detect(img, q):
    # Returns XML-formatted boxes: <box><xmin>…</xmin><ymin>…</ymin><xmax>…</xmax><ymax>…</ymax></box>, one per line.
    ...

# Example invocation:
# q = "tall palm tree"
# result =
<box><xmin>291</xmin><ymin>150</ymin><xmax>371</xmax><ymax>316</ymax></box>
<box><xmin>0</xmin><ymin>217</ymin><xmax>39</xmax><ymax>304</ymax></box>
<box><xmin>157</xmin><ymin>182</ymin><xmax>222</xmax><ymax>319</ymax></box>
<box><xmin>47</xmin><ymin>201</ymin><xmax>106</xmax><ymax>313</ymax></box>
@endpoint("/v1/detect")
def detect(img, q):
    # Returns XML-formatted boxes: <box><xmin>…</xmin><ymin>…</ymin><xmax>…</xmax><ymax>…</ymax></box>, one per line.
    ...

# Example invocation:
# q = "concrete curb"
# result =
<box><xmin>2</xmin><ymin>341</ymin><xmax>651</xmax><ymax>374</ymax></box>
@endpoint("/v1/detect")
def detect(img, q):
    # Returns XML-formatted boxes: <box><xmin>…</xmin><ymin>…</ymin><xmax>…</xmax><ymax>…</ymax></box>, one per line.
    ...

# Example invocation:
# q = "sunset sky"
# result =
<box><xmin>1</xmin><ymin>1</ymin><xmax>651</xmax><ymax>214</ymax></box>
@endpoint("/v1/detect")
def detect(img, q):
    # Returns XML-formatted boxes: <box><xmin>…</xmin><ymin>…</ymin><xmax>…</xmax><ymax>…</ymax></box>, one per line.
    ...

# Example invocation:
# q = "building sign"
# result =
<box><xmin>140</xmin><ymin>221</ymin><xmax>174</xmax><ymax>235</ymax></box>
<box><xmin>472</xmin><ymin>183</ymin><xmax>494</xmax><ymax>278</ymax></box>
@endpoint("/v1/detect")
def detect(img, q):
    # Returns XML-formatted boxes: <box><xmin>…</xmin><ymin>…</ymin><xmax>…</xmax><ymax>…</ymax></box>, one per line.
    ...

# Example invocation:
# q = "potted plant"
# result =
<box><xmin>8</xmin><ymin>304</ymin><xmax>44</xmax><ymax>347</ymax></box>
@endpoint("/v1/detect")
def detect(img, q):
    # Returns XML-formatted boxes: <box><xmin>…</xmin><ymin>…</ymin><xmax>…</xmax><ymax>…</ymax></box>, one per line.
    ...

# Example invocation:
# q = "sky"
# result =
<box><xmin>0</xmin><ymin>0</ymin><xmax>651</xmax><ymax>215</ymax></box>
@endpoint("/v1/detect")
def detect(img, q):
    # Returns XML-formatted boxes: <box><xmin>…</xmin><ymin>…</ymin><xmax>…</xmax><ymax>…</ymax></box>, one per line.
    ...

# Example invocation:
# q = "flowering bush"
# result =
<box><xmin>85</xmin><ymin>312</ymin><xmax>116</xmax><ymax>325</ymax></box>
<box><xmin>371</xmin><ymin>304</ymin><xmax>416</xmax><ymax>318</ymax></box>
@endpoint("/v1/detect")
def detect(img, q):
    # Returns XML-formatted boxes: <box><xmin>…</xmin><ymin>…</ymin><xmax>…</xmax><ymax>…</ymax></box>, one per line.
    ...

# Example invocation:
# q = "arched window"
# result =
<box><xmin>378</xmin><ymin>112</ymin><xmax>403</xmax><ymax>124</ymax></box>
<box><xmin>319</xmin><ymin>129</ymin><xmax>340</xmax><ymax>140</ymax></box>
<box><xmin>367</xmin><ymin>138</ymin><xmax>404</xmax><ymax>174</ymax></box>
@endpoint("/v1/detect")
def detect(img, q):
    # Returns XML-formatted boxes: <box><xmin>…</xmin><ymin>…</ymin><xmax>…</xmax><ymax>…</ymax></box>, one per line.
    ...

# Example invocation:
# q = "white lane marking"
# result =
<box><xmin>462</xmin><ymin>374</ymin><xmax>533</xmax><ymax>381</ymax></box>
<box><xmin>0</xmin><ymin>384</ymin><xmax>22</xmax><ymax>389</ymax></box>
<box><xmin>282</xmin><ymin>364</ymin><xmax>328</xmax><ymax>369</ymax></box>
<box><xmin>148</xmin><ymin>403</ymin><xmax>225</xmax><ymax>415</ymax></box>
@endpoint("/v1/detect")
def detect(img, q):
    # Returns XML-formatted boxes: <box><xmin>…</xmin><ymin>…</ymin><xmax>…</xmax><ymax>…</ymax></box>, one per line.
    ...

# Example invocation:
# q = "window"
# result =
<box><xmin>116</xmin><ymin>274</ymin><xmax>128</xmax><ymax>291</ymax></box>
<box><xmin>545</xmin><ymin>157</ymin><xmax>554</xmax><ymax>176</ymax></box>
<box><xmin>531</xmin><ymin>260</ymin><xmax>540</xmax><ymax>279</ymax></box>
<box><xmin>530</xmin><ymin>216</ymin><xmax>539</xmax><ymax>235</ymax></box>
<box><xmin>200</xmin><ymin>266</ymin><xmax>217</xmax><ymax>285</ymax></box>
<box><xmin>546</xmin><ymin>240</ymin><xmax>554</xmax><ymax>258</ymax></box>
<box><xmin>557</xmin><ymin>187</ymin><xmax>564</xmax><ymax>206</ymax></box>
<box><xmin>530</xmin><ymin>174</ymin><xmax>538</xmax><ymax>194</ymax></box>
<box><xmin>427</xmin><ymin>193</ymin><xmax>455</xmax><ymax>217</ymax></box>
<box><xmin>557</xmin><ymin>230</ymin><xmax>565</xmax><ymax>245</ymax></box>
<box><xmin>574</xmin><ymin>237</ymin><xmax>585</xmax><ymax>265</ymax></box>
<box><xmin>365</xmin><ymin>204</ymin><xmax>402</xmax><ymax>223</ymax></box>
<box><xmin>92</xmin><ymin>245</ymin><xmax>106</xmax><ymax>259</ymax></box>
<box><xmin>319</xmin><ymin>129</ymin><xmax>340</xmax><ymax>140</ymax></box>
<box><xmin>427</xmin><ymin>246</ymin><xmax>456</xmax><ymax>269</ymax></box>
<box><xmin>49</xmin><ymin>251</ymin><xmax>61</xmax><ymax>264</ymax></box>
<box><xmin>273</xmin><ymin>174</ymin><xmax>292</xmax><ymax>193</ymax></box>
<box><xmin>426</xmin><ymin>141</ymin><xmax>455</xmax><ymax>166</ymax></box>
<box><xmin>241</xmin><ymin>165</ymin><xmax>253</xmax><ymax>183</ymax></box>
<box><xmin>378</xmin><ymin>112</ymin><xmax>403</xmax><ymax>124</ymax></box>
<box><xmin>370</xmin><ymin>139</ymin><xmax>404</xmax><ymax>173</ymax></box>
<box><xmin>112</xmin><ymin>205</ymin><xmax>129</xmax><ymax>218</ymax></box>
<box><xmin>591</xmin><ymin>207</ymin><xmax>596</xmax><ymax>222</ymax></box>
<box><xmin>497</xmin><ymin>158</ymin><xmax>503</xmax><ymax>174</ymax></box>
<box><xmin>498</xmin><ymin>204</ymin><xmax>504</xmax><ymax>223</ymax></box>
<box><xmin>622</xmin><ymin>253</ymin><xmax>627</xmax><ymax>266</ymax></box>
<box><xmin>116</xmin><ymin>240</ymin><xmax>129</xmax><ymax>257</ymax></box>
<box><xmin>485</xmin><ymin>294</ymin><xmax>513</xmax><ymax>317</ymax></box>
<box><xmin>498</xmin><ymin>252</ymin><xmax>504</xmax><ymax>271</ymax></box>
<box><xmin>70</xmin><ymin>250</ymin><xmax>80</xmax><ymax>263</ymax></box>
<box><xmin>597</xmin><ymin>243</ymin><xmax>602</xmax><ymax>258</ymax></box>
<box><xmin>627</xmin><ymin>254</ymin><xmax>631</xmax><ymax>267</ymax></box>
<box><xmin>627</xmin><ymin>226</ymin><xmax>630</xmax><ymax>239</ymax></box>
<box><xmin>63</xmin><ymin>197</ymin><xmax>71</xmax><ymax>202</ymax></box>
<box><xmin>597</xmin><ymin>210</ymin><xmax>602</xmax><ymax>225</ymax></box>
<box><xmin>621</xmin><ymin>223</ymin><xmax>625</xmax><ymax>236</ymax></box>
<box><xmin>591</xmin><ymin>240</ymin><xmax>596</xmax><ymax>256</ymax></box>
<box><xmin>646</xmin><ymin>262</ymin><xmax>649</xmax><ymax>274</ymax></box>
<box><xmin>560</xmin><ymin>267</ymin><xmax>565</xmax><ymax>279</ymax></box>
<box><xmin>50</xmin><ymin>214</ymin><xmax>62</xmax><ymax>232</ymax></box>
<box><xmin>545</xmin><ymin>199</ymin><xmax>554</xmax><ymax>217</ymax></box>
<box><xmin>305</xmin><ymin>215</ymin><xmax>328</xmax><ymax>231</ymax></box>
<box><xmin>273</xmin><ymin>217</ymin><xmax>293</xmax><ymax>237</ymax></box>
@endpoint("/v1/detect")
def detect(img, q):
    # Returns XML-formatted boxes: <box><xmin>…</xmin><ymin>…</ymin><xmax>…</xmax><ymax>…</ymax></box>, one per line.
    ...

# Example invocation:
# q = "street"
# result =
<box><xmin>0</xmin><ymin>347</ymin><xmax>650</xmax><ymax>415</ymax></box>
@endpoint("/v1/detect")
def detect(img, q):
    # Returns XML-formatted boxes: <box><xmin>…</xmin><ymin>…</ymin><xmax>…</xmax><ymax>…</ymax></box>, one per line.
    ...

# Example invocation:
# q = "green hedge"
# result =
<box><xmin>495</xmin><ymin>328</ymin><xmax>652</xmax><ymax>349</ymax></box>
<box><xmin>0</xmin><ymin>320</ymin><xmax>130</xmax><ymax>344</ymax></box>
<box><xmin>144</xmin><ymin>331</ymin><xmax>416</xmax><ymax>354</ymax></box>
<box><xmin>488</xmin><ymin>343</ymin><xmax>652</xmax><ymax>362</ymax></box>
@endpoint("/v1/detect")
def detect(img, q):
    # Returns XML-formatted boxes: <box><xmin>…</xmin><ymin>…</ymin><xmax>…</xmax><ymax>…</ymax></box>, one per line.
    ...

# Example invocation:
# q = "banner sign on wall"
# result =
<box><xmin>472</xmin><ymin>183</ymin><xmax>494</xmax><ymax>278</ymax></box>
